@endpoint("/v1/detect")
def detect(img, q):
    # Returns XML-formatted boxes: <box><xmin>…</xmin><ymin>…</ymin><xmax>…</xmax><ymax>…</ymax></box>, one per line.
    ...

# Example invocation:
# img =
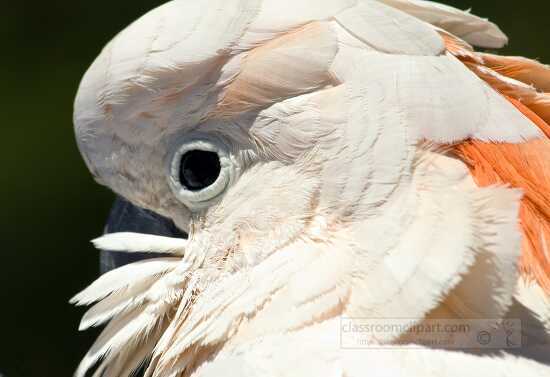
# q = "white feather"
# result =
<box><xmin>378</xmin><ymin>0</ymin><xmax>508</xmax><ymax>48</ymax></box>
<box><xmin>78</xmin><ymin>277</ymin><xmax>156</xmax><ymax>330</ymax></box>
<box><xmin>334</xmin><ymin>1</ymin><xmax>445</xmax><ymax>55</ymax></box>
<box><xmin>75</xmin><ymin>267</ymin><xmax>189</xmax><ymax>377</ymax></box>
<box><xmin>92</xmin><ymin>233</ymin><xmax>187</xmax><ymax>254</ymax></box>
<box><xmin>331</xmin><ymin>50</ymin><xmax>542</xmax><ymax>144</ymax></box>
<box><xmin>71</xmin><ymin>258</ymin><xmax>180</xmax><ymax>306</ymax></box>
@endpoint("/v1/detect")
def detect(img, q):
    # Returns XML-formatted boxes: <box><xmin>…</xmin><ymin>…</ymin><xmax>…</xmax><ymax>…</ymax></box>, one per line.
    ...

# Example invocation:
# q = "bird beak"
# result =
<box><xmin>100</xmin><ymin>196</ymin><xmax>188</xmax><ymax>273</ymax></box>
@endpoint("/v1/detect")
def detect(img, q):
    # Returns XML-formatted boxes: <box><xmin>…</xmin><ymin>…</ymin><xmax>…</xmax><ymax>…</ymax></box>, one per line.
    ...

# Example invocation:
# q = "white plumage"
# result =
<box><xmin>92</xmin><ymin>233</ymin><xmax>188</xmax><ymax>254</ymax></box>
<box><xmin>72</xmin><ymin>0</ymin><xmax>550</xmax><ymax>376</ymax></box>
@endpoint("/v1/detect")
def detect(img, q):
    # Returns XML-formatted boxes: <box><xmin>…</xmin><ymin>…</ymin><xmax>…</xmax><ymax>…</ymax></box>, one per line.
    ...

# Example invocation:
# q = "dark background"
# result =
<box><xmin>0</xmin><ymin>1</ymin><xmax>548</xmax><ymax>376</ymax></box>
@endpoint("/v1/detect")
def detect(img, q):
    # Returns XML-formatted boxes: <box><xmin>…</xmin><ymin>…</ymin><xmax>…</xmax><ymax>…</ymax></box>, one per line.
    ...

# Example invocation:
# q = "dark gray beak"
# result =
<box><xmin>101</xmin><ymin>197</ymin><xmax>187</xmax><ymax>273</ymax></box>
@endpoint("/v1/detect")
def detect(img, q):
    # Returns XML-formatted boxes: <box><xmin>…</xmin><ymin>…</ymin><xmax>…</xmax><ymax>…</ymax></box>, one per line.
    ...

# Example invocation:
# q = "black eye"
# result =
<box><xmin>179</xmin><ymin>150</ymin><xmax>221</xmax><ymax>191</ymax></box>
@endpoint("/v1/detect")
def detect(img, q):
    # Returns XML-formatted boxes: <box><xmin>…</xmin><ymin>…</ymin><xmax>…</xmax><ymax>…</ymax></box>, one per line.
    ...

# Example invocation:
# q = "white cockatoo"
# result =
<box><xmin>71</xmin><ymin>0</ymin><xmax>550</xmax><ymax>376</ymax></box>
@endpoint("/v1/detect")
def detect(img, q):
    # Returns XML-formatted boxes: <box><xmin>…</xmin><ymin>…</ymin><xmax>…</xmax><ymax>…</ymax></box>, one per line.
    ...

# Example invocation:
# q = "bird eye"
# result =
<box><xmin>179</xmin><ymin>150</ymin><xmax>221</xmax><ymax>191</ymax></box>
<box><xmin>168</xmin><ymin>137</ymin><xmax>233</xmax><ymax>210</ymax></box>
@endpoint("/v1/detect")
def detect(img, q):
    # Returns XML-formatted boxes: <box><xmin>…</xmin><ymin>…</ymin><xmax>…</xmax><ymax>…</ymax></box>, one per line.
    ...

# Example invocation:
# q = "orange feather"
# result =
<box><xmin>454</xmin><ymin>140</ymin><xmax>550</xmax><ymax>292</ymax></box>
<box><xmin>480</xmin><ymin>53</ymin><xmax>550</xmax><ymax>92</ymax></box>
<box><xmin>438</xmin><ymin>31</ymin><xmax>482</xmax><ymax>64</ymax></box>
<box><xmin>443</xmin><ymin>36</ymin><xmax>550</xmax><ymax>293</ymax></box>
<box><xmin>463</xmin><ymin>61</ymin><xmax>550</xmax><ymax>127</ymax></box>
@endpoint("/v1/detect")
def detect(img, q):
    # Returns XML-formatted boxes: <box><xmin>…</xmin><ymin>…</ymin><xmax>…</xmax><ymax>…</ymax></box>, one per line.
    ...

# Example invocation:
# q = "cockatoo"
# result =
<box><xmin>71</xmin><ymin>0</ymin><xmax>550</xmax><ymax>376</ymax></box>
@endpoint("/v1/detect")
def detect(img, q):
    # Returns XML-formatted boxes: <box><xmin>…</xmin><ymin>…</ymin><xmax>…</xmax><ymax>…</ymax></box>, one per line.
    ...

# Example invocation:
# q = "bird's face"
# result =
<box><xmin>86</xmin><ymin>84</ymin><xmax>354</xmax><ymax>275</ymax></box>
<box><xmin>72</xmin><ymin>3</ymin><xmax>369</xmax><ymax>272</ymax></box>
<box><xmin>73</xmin><ymin>4</ymin><xmax>357</xmax><ymax>275</ymax></box>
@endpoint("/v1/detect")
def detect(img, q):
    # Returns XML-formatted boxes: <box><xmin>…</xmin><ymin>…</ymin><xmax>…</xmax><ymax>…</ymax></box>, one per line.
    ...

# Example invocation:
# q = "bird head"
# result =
<box><xmin>74</xmin><ymin>3</ymin><xmax>410</xmax><ymax>277</ymax></box>
<box><xmin>72</xmin><ymin>1</ymin><xmax>550</xmax><ymax>376</ymax></box>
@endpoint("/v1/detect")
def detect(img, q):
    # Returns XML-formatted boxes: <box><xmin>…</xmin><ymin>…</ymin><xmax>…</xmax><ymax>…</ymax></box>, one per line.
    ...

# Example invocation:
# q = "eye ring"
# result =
<box><xmin>167</xmin><ymin>137</ymin><xmax>233</xmax><ymax>210</ymax></box>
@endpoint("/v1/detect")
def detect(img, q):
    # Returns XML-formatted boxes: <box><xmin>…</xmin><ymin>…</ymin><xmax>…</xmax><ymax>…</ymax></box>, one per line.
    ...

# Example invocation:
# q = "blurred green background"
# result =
<box><xmin>0</xmin><ymin>1</ymin><xmax>548</xmax><ymax>376</ymax></box>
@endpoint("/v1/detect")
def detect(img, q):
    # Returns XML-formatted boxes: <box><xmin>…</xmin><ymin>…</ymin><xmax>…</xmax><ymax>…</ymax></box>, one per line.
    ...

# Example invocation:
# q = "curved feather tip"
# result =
<box><xmin>92</xmin><ymin>233</ymin><xmax>187</xmax><ymax>255</ymax></box>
